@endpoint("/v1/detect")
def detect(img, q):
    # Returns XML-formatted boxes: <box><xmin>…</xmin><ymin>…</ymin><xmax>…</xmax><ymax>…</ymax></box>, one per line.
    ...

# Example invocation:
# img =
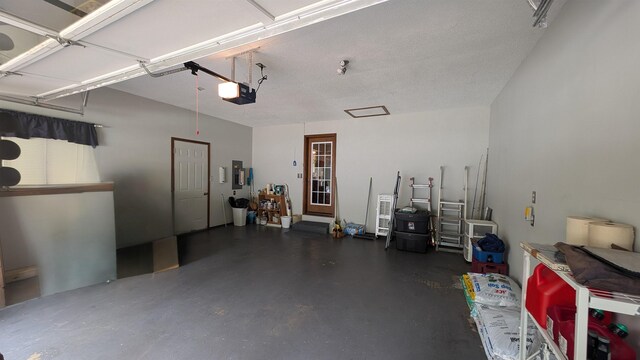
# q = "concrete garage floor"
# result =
<box><xmin>0</xmin><ymin>226</ymin><xmax>484</xmax><ymax>360</ymax></box>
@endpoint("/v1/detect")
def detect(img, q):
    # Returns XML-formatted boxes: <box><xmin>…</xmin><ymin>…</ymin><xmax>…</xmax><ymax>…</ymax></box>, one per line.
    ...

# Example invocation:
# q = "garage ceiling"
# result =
<box><xmin>0</xmin><ymin>0</ymin><xmax>565</xmax><ymax>127</ymax></box>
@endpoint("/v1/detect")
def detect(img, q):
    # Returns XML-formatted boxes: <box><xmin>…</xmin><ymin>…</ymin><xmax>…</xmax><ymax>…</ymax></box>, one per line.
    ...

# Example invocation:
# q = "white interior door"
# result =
<box><xmin>173</xmin><ymin>139</ymin><xmax>209</xmax><ymax>234</ymax></box>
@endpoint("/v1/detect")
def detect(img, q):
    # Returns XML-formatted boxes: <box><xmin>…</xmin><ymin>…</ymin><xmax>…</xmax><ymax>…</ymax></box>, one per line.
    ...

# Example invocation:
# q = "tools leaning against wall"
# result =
<box><xmin>470</xmin><ymin>148</ymin><xmax>491</xmax><ymax>221</ymax></box>
<box><xmin>352</xmin><ymin>177</ymin><xmax>376</xmax><ymax>240</ymax></box>
<box><xmin>385</xmin><ymin>171</ymin><xmax>401</xmax><ymax>250</ymax></box>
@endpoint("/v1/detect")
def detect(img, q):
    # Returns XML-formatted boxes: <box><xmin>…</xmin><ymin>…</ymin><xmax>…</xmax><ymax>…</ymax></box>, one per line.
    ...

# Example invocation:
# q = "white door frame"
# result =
<box><xmin>171</xmin><ymin>137</ymin><xmax>210</xmax><ymax>233</ymax></box>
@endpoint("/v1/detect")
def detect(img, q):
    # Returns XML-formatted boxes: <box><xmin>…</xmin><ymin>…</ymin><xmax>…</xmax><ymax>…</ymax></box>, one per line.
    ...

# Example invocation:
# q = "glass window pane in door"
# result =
<box><xmin>309</xmin><ymin>141</ymin><xmax>333</xmax><ymax>206</ymax></box>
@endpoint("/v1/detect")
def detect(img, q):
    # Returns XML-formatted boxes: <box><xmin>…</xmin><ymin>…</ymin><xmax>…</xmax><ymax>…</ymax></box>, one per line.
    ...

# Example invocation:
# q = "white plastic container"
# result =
<box><xmin>281</xmin><ymin>216</ymin><xmax>292</xmax><ymax>229</ymax></box>
<box><xmin>232</xmin><ymin>207</ymin><xmax>247</xmax><ymax>226</ymax></box>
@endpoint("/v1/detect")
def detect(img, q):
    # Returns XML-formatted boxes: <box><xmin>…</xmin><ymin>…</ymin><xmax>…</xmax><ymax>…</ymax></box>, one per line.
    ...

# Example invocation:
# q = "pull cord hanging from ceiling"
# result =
<box><xmin>195</xmin><ymin>74</ymin><xmax>200</xmax><ymax>136</ymax></box>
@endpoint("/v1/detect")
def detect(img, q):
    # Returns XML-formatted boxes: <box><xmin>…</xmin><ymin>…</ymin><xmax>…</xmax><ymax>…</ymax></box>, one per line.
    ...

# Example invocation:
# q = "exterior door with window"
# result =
<box><xmin>172</xmin><ymin>138</ymin><xmax>210</xmax><ymax>234</ymax></box>
<box><xmin>304</xmin><ymin>134</ymin><xmax>336</xmax><ymax>217</ymax></box>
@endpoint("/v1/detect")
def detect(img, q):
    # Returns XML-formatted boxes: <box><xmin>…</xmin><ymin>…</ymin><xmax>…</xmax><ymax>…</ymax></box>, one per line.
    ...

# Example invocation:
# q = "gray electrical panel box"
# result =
<box><xmin>232</xmin><ymin>160</ymin><xmax>243</xmax><ymax>190</ymax></box>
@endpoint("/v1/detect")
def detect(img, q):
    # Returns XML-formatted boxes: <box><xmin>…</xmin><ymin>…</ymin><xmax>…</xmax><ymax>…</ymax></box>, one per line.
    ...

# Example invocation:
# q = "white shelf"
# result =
<box><xmin>554</xmin><ymin>270</ymin><xmax>640</xmax><ymax>316</ymax></box>
<box><xmin>518</xmin><ymin>242</ymin><xmax>640</xmax><ymax>360</ymax></box>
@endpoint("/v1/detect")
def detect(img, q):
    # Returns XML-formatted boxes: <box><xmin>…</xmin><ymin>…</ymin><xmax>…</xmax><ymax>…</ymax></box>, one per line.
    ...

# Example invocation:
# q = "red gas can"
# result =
<box><xmin>525</xmin><ymin>264</ymin><xmax>576</xmax><ymax>328</ymax></box>
<box><xmin>546</xmin><ymin>305</ymin><xmax>613</xmax><ymax>344</ymax></box>
<box><xmin>557</xmin><ymin>320</ymin><xmax>636</xmax><ymax>360</ymax></box>
<box><xmin>546</xmin><ymin>305</ymin><xmax>576</xmax><ymax>343</ymax></box>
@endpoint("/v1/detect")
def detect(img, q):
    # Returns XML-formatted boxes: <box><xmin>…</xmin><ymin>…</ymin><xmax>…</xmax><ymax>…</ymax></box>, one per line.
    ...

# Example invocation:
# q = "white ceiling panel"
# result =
<box><xmin>81</xmin><ymin>0</ymin><xmax>265</xmax><ymax>60</ymax></box>
<box><xmin>0</xmin><ymin>0</ymin><xmax>109</xmax><ymax>32</ymax></box>
<box><xmin>256</xmin><ymin>0</ymin><xmax>322</xmax><ymax>18</ymax></box>
<box><xmin>19</xmin><ymin>46</ymin><xmax>135</xmax><ymax>84</ymax></box>
<box><xmin>0</xmin><ymin>73</ymin><xmax>74</xmax><ymax>97</ymax></box>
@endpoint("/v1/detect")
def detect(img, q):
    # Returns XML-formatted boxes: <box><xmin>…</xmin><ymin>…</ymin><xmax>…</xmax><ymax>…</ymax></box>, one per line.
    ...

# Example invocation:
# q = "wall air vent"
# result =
<box><xmin>344</xmin><ymin>105</ymin><xmax>390</xmax><ymax>118</ymax></box>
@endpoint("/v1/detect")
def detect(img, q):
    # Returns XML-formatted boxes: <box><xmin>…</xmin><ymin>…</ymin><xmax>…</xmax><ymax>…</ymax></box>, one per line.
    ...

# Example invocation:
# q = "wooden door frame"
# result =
<box><xmin>303</xmin><ymin>133</ymin><xmax>337</xmax><ymax>217</ymax></box>
<box><xmin>171</xmin><ymin>137</ymin><xmax>211</xmax><ymax>229</ymax></box>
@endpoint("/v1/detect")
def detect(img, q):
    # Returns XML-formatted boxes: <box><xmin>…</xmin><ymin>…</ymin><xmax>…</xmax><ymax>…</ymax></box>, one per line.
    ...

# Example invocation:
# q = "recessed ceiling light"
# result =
<box><xmin>344</xmin><ymin>105</ymin><xmax>390</xmax><ymax>118</ymax></box>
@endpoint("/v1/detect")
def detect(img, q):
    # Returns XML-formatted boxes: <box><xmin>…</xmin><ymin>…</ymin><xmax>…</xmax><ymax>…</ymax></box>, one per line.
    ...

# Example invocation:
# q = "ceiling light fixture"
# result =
<box><xmin>183</xmin><ymin>61</ymin><xmax>259</xmax><ymax>105</ymax></box>
<box><xmin>337</xmin><ymin>59</ymin><xmax>349</xmax><ymax>75</ymax></box>
<box><xmin>344</xmin><ymin>105</ymin><xmax>390</xmax><ymax>118</ymax></box>
<box><xmin>218</xmin><ymin>82</ymin><xmax>239</xmax><ymax>99</ymax></box>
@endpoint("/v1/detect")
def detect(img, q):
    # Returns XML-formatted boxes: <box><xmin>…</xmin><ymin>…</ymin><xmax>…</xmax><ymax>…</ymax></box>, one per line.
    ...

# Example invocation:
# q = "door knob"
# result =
<box><xmin>204</xmin><ymin>192</ymin><xmax>209</xmax><ymax>195</ymax></box>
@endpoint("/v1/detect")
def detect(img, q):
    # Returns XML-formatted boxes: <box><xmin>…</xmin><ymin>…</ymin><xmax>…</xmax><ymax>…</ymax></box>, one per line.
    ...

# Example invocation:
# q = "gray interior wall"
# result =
<box><xmin>487</xmin><ymin>0</ymin><xmax>640</xmax><ymax>347</ymax></box>
<box><xmin>0</xmin><ymin>87</ymin><xmax>252</xmax><ymax>248</ymax></box>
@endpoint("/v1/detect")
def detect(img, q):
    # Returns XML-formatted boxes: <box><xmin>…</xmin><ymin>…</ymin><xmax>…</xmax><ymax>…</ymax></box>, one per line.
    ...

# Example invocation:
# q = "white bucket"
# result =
<box><xmin>232</xmin><ymin>207</ymin><xmax>247</xmax><ymax>226</ymax></box>
<box><xmin>281</xmin><ymin>216</ymin><xmax>292</xmax><ymax>229</ymax></box>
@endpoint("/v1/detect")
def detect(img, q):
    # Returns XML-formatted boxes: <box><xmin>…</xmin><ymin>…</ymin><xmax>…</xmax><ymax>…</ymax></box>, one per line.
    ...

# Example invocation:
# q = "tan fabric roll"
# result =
<box><xmin>588</xmin><ymin>221</ymin><xmax>635</xmax><ymax>251</ymax></box>
<box><xmin>566</xmin><ymin>216</ymin><xmax>609</xmax><ymax>246</ymax></box>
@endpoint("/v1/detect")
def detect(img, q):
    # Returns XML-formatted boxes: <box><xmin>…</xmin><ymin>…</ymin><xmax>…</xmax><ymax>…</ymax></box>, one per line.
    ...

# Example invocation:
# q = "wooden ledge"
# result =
<box><xmin>0</xmin><ymin>182</ymin><xmax>114</xmax><ymax>197</ymax></box>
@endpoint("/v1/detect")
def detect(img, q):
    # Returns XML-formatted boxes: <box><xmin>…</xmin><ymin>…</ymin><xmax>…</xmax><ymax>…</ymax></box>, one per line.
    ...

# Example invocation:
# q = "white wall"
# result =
<box><xmin>487</xmin><ymin>0</ymin><xmax>640</xmax><ymax>347</ymax></box>
<box><xmin>253</xmin><ymin>107</ymin><xmax>490</xmax><ymax>231</ymax></box>
<box><xmin>0</xmin><ymin>87</ymin><xmax>252</xmax><ymax>248</ymax></box>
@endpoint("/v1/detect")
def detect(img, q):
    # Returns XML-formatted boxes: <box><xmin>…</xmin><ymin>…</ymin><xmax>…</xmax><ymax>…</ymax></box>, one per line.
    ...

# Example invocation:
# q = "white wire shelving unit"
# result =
<box><xmin>519</xmin><ymin>242</ymin><xmax>640</xmax><ymax>360</ymax></box>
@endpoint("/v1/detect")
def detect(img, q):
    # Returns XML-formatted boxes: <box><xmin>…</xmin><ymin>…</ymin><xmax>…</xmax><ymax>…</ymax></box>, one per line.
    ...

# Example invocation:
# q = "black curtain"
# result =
<box><xmin>0</xmin><ymin>109</ymin><xmax>99</xmax><ymax>148</ymax></box>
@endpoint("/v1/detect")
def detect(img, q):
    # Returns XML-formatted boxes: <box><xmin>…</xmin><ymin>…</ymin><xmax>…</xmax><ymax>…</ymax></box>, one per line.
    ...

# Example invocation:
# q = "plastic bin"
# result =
<box><xmin>394</xmin><ymin>211</ymin><xmax>429</xmax><ymax>234</ymax></box>
<box><xmin>525</xmin><ymin>264</ymin><xmax>576</xmax><ymax>329</ymax></box>
<box><xmin>471</xmin><ymin>258</ymin><xmax>508</xmax><ymax>274</ymax></box>
<box><xmin>472</xmin><ymin>244</ymin><xmax>504</xmax><ymax>263</ymax></box>
<box><xmin>232</xmin><ymin>207</ymin><xmax>247</xmax><ymax>226</ymax></box>
<box><xmin>281</xmin><ymin>216</ymin><xmax>291</xmax><ymax>229</ymax></box>
<box><xmin>395</xmin><ymin>231</ymin><xmax>429</xmax><ymax>253</ymax></box>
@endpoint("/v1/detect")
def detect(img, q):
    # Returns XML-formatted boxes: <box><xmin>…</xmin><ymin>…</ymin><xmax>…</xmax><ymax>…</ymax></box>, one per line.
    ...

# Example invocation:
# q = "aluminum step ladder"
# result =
<box><xmin>409</xmin><ymin>177</ymin><xmax>433</xmax><ymax>212</ymax></box>
<box><xmin>436</xmin><ymin>166</ymin><xmax>469</xmax><ymax>253</ymax></box>
<box><xmin>409</xmin><ymin>176</ymin><xmax>435</xmax><ymax>245</ymax></box>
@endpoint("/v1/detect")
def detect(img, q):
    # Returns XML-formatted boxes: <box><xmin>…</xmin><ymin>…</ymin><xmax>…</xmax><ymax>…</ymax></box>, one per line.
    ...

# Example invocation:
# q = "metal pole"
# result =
<box><xmin>471</xmin><ymin>154</ymin><xmax>483</xmax><ymax>219</ymax></box>
<box><xmin>479</xmin><ymin>148</ymin><xmax>489</xmax><ymax>219</ymax></box>
<box><xmin>363</xmin><ymin>177</ymin><xmax>372</xmax><ymax>230</ymax></box>
<box><xmin>221</xmin><ymin>193</ymin><xmax>227</xmax><ymax>227</ymax></box>
<box><xmin>519</xmin><ymin>252</ymin><xmax>531</xmax><ymax>360</ymax></box>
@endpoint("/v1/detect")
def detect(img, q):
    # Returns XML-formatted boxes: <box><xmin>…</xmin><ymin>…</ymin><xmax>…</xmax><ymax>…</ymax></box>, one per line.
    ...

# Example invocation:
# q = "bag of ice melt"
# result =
<box><xmin>468</xmin><ymin>272</ymin><xmax>521</xmax><ymax>308</ymax></box>
<box><xmin>475</xmin><ymin>304</ymin><xmax>538</xmax><ymax>360</ymax></box>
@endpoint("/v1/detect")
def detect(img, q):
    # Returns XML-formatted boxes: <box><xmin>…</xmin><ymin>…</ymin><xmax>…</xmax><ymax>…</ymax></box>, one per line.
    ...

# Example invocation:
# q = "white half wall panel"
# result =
<box><xmin>0</xmin><ymin>190</ymin><xmax>116</xmax><ymax>296</ymax></box>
